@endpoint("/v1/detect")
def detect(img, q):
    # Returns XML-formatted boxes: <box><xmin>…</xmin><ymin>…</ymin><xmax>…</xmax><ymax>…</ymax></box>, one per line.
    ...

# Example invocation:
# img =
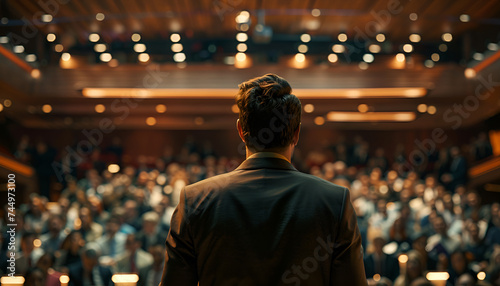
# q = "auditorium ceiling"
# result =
<box><xmin>0</xmin><ymin>0</ymin><xmax>499</xmax><ymax>130</ymax></box>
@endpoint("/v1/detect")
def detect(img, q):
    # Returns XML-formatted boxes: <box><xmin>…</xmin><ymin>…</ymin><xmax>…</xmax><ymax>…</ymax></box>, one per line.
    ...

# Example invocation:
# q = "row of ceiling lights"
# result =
<box><xmin>3</xmin><ymin>101</ymin><xmax>437</xmax><ymax>127</ymax></box>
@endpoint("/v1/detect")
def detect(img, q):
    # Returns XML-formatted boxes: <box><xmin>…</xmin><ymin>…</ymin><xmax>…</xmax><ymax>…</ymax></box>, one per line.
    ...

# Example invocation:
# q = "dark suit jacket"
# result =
<box><xmin>161</xmin><ymin>157</ymin><xmax>367</xmax><ymax>286</ymax></box>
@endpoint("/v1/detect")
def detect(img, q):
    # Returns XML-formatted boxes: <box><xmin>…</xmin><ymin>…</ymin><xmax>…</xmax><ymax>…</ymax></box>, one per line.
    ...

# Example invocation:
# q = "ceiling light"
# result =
<box><xmin>409</xmin><ymin>13</ymin><xmax>418</xmax><ymax>21</ymax></box>
<box><xmin>298</xmin><ymin>44</ymin><xmax>308</xmax><ymax>53</ymax></box>
<box><xmin>376</xmin><ymin>34</ymin><xmax>386</xmax><ymax>42</ymax></box>
<box><xmin>94</xmin><ymin>44</ymin><xmax>106</xmax><ymax>53</ymax></box>
<box><xmin>133</xmin><ymin>43</ymin><xmax>146</xmax><ymax>53</ymax></box>
<box><xmin>41</xmin><ymin>14</ymin><xmax>53</xmax><ymax>23</ymax></box>
<box><xmin>173</xmin><ymin>53</ymin><xmax>186</xmax><ymax>62</ymax></box>
<box><xmin>363</xmin><ymin>54</ymin><xmax>374</xmax><ymax>63</ymax></box>
<box><xmin>431</xmin><ymin>53</ymin><xmax>440</xmax><ymax>62</ymax></box>
<box><xmin>300</xmin><ymin>33</ymin><xmax>311</xmax><ymax>43</ymax></box>
<box><xmin>96</xmin><ymin>13</ymin><xmax>105</xmax><ymax>21</ymax></box>
<box><xmin>459</xmin><ymin>14</ymin><xmax>470</xmax><ymax>22</ymax></box>
<box><xmin>61</xmin><ymin>52</ymin><xmax>71</xmax><ymax>61</ymax></box>
<box><xmin>328</xmin><ymin>53</ymin><xmax>338</xmax><ymax>63</ymax></box>
<box><xmin>236</xmin><ymin>33</ymin><xmax>248</xmax><ymax>42</ymax></box>
<box><xmin>156</xmin><ymin>104</ymin><xmax>167</xmax><ymax>113</ymax></box>
<box><xmin>131</xmin><ymin>33</ymin><xmax>141</xmax><ymax>42</ymax></box>
<box><xmin>89</xmin><ymin>33</ymin><xmax>100</xmax><ymax>42</ymax></box>
<box><xmin>311</xmin><ymin>9</ymin><xmax>321</xmax><ymax>17</ymax></box>
<box><xmin>442</xmin><ymin>33</ymin><xmax>452</xmax><ymax>42</ymax></box>
<box><xmin>13</xmin><ymin>45</ymin><xmax>24</xmax><ymax>53</ymax></box>
<box><xmin>138</xmin><ymin>53</ymin><xmax>150</xmax><ymax>62</ymax></box>
<box><xmin>42</xmin><ymin>104</ymin><xmax>52</xmax><ymax>113</ymax></box>
<box><xmin>369</xmin><ymin>44</ymin><xmax>381</xmax><ymax>53</ymax></box>
<box><xmin>304</xmin><ymin>104</ymin><xmax>314</xmax><ymax>113</ymax></box>
<box><xmin>46</xmin><ymin>33</ymin><xmax>56</xmax><ymax>42</ymax></box>
<box><xmin>338</xmin><ymin>33</ymin><xmax>347</xmax><ymax>42</ymax></box>
<box><xmin>409</xmin><ymin>34</ymin><xmax>421</xmax><ymax>42</ymax></box>
<box><xmin>403</xmin><ymin>44</ymin><xmax>413</xmax><ymax>53</ymax></box>
<box><xmin>100</xmin><ymin>53</ymin><xmax>112</xmax><ymax>62</ymax></box>
<box><xmin>332</xmin><ymin>44</ymin><xmax>345</xmax><ymax>53</ymax></box>
<box><xmin>95</xmin><ymin>104</ymin><xmax>105</xmax><ymax>113</ymax></box>
<box><xmin>295</xmin><ymin>53</ymin><xmax>305</xmax><ymax>63</ymax></box>
<box><xmin>396</xmin><ymin>53</ymin><xmax>405</xmax><ymax>62</ymax></box>
<box><xmin>25</xmin><ymin>54</ymin><xmax>37</xmax><ymax>62</ymax></box>
<box><xmin>237</xmin><ymin>43</ymin><xmax>247</xmax><ymax>52</ymax></box>
<box><xmin>235</xmin><ymin>52</ymin><xmax>246</xmax><ymax>61</ymax></box>
<box><xmin>170</xmin><ymin>33</ymin><xmax>181</xmax><ymax>42</ymax></box>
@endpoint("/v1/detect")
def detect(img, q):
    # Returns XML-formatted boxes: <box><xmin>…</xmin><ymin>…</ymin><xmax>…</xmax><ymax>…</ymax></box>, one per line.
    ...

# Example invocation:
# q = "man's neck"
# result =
<box><xmin>246</xmin><ymin>147</ymin><xmax>293</xmax><ymax>162</ymax></box>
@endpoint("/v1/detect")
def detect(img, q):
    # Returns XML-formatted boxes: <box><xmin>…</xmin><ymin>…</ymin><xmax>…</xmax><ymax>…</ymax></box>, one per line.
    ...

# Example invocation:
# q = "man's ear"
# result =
<box><xmin>237</xmin><ymin>119</ymin><xmax>245</xmax><ymax>143</ymax></box>
<box><xmin>293</xmin><ymin>123</ymin><xmax>301</xmax><ymax>146</ymax></box>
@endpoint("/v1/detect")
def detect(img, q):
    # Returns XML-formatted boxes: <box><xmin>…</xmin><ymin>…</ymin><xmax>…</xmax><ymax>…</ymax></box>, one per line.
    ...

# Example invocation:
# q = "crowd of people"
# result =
<box><xmin>1</xmin><ymin>132</ymin><xmax>498</xmax><ymax>286</ymax></box>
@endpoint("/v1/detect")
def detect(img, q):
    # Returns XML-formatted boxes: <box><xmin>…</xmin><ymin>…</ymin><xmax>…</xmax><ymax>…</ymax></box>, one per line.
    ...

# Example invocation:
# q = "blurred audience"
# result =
<box><xmin>2</xmin><ymin>134</ymin><xmax>498</xmax><ymax>285</ymax></box>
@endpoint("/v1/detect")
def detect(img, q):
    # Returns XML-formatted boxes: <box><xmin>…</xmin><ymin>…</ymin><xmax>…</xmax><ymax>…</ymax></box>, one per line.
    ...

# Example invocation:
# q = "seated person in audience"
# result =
<box><xmin>427</xmin><ymin>215</ymin><xmax>461</xmax><ymax>257</ymax></box>
<box><xmin>40</xmin><ymin>213</ymin><xmax>67</xmax><ymax>253</ymax></box>
<box><xmin>411</xmin><ymin>232</ymin><xmax>438</xmax><ymax>271</ymax></box>
<box><xmin>447</xmin><ymin>251</ymin><xmax>476</xmax><ymax>286</ymax></box>
<box><xmin>35</xmin><ymin>253</ymin><xmax>63</xmax><ymax>286</ymax></box>
<box><xmin>364</xmin><ymin>235</ymin><xmax>400</xmax><ymax>281</ymax></box>
<box><xmin>77</xmin><ymin>206</ymin><xmax>103</xmax><ymax>242</ymax></box>
<box><xmin>54</xmin><ymin>231</ymin><xmax>85</xmax><ymax>271</ymax></box>
<box><xmin>123</xmin><ymin>200</ymin><xmax>143</xmax><ymax>231</ymax></box>
<box><xmin>24</xmin><ymin>194</ymin><xmax>49</xmax><ymax>234</ymax></box>
<box><xmin>115</xmin><ymin>233</ymin><xmax>153</xmax><ymax>285</ymax></box>
<box><xmin>68</xmin><ymin>247</ymin><xmax>114</xmax><ymax>286</ymax></box>
<box><xmin>464</xmin><ymin>191</ymin><xmax>490</xmax><ymax>222</ymax></box>
<box><xmin>96</xmin><ymin>216</ymin><xmax>127</xmax><ymax>261</ymax></box>
<box><xmin>136</xmin><ymin>211</ymin><xmax>168</xmax><ymax>252</ymax></box>
<box><xmin>394</xmin><ymin>251</ymin><xmax>426</xmax><ymax>286</ymax></box>
<box><xmin>369</xmin><ymin>199</ymin><xmax>398</xmax><ymax>235</ymax></box>
<box><xmin>485</xmin><ymin>202</ymin><xmax>500</xmax><ymax>247</ymax></box>
<box><xmin>143</xmin><ymin>244</ymin><xmax>165</xmax><ymax>286</ymax></box>
<box><xmin>463</xmin><ymin>220</ymin><xmax>488</xmax><ymax>262</ymax></box>
<box><xmin>16</xmin><ymin>231</ymin><xmax>45</xmax><ymax>275</ymax></box>
<box><xmin>110</xmin><ymin>207</ymin><xmax>136</xmax><ymax>234</ymax></box>
<box><xmin>24</xmin><ymin>267</ymin><xmax>45</xmax><ymax>286</ymax></box>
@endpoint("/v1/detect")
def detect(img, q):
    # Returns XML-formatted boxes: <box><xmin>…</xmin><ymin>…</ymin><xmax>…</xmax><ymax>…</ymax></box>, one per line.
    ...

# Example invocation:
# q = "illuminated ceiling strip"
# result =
<box><xmin>82</xmin><ymin>87</ymin><xmax>427</xmax><ymax>99</ymax></box>
<box><xmin>326</xmin><ymin>112</ymin><xmax>416</xmax><ymax>122</ymax></box>
<box><xmin>0</xmin><ymin>154</ymin><xmax>35</xmax><ymax>177</ymax></box>
<box><xmin>0</xmin><ymin>45</ymin><xmax>34</xmax><ymax>73</ymax></box>
<box><xmin>469</xmin><ymin>156</ymin><xmax>500</xmax><ymax>177</ymax></box>
<box><xmin>472</xmin><ymin>49</ymin><xmax>500</xmax><ymax>74</ymax></box>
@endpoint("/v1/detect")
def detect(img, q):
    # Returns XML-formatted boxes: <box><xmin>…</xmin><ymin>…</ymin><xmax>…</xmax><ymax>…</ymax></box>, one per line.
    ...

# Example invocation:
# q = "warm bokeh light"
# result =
<box><xmin>357</xmin><ymin>104</ymin><xmax>369</xmax><ymax>113</ymax></box>
<box><xmin>41</xmin><ymin>14</ymin><xmax>53</xmax><ymax>23</ymax></box>
<box><xmin>95</xmin><ymin>104</ymin><xmax>105</xmax><ymax>113</ymax></box>
<box><xmin>89</xmin><ymin>33</ymin><xmax>100</xmax><ymax>42</ymax></box>
<box><xmin>314</xmin><ymin>116</ymin><xmax>325</xmax><ymax>125</ymax></box>
<box><xmin>131</xmin><ymin>33</ymin><xmax>141</xmax><ymax>42</ymax></box>
<box><xmin>33</xmin><ymin>238</ymin><xmax>42</xmax><ymax>248</ymax></box>
<box><xmin>442</xmin><ymin>33</ymin><xmax>453</xmax><ymax>42</ymax></box>
<box><xmin>146</xmin><ymin>117</ymin><xmax>157</xmax><ymax>126</ymax></box>
<box><xmin>327</xmin><ymin>111</ymin><xmax>416</xmax><ymax>122</ymax></box>
<box><xmin>396</xmin><ymin>53</ymin><xmax>405</xmax><ymax>62</ymax></box>
<box><xmin>417</xmin><ymin>104</ymin><xmax>428</xmax><ymax>113</ymax></box>
<box><xmin>138</xmin><ymin>53</ymin><xmax>150</xmax><ymax>62</ymax></box>
<box><xmin>108</xmin><ymin>164</ymin><xmax>120</xmax><ymax>173</ymax></box>
<box><xmin>311</xmin><ymin>8</ymin><xmax>321</xmax><ymax>17</ymax></box>
<box><xmin>298</xmin><ymin>44</ymin><xmax>308</xmax><ymax>53</ymax></box>
<box><xmin>332</xmin><ymin>44</ymin><xmax>345</xmax><ymax>53</ymax></box>
<box><xmin>300</xmin><ymin>33</ymin><xmax>311</xmax><ymax>43</ymax></box>
<box><xmin>4</xmin><ymin>99</ymin><xmax>12</xmax><ymax>107</ymax></box>
<box><xmin>13</xmin><ymin>45</ymin><xmax>24</xmax><ymax>53</ymax></box>
<box><xmin>94</xmin><ymin>44</ymin><xmax>106</xmax><ymax>53</ymax></box>
<box><xmin>328</xmin><ymin>53</ymin><xmax>338</xmax><ymax>63</ymax></box>
<box><xmin>0</xmin><ymin>276</ymin><xmax>25</xmax><ymax>285</ymax></box>
<box><xmin>0</xmin><ymin>103</ymin><xmax>3</xmax><ymax>112</ymax></box>
<box><xmin>409</xmin><ymin>13</ymin><xmax>418</xmax><ymax>21</ymax></box>
<box><xmin>100</xmin><ymin>53</ymin><xmax>112</xmax><ymax>62</ymax></box>
<box><xmin>236</xmin><ymin>52</ymin><xmax>247</xmax><ymax>61</ymax></box>
<box><xmin>42</xmin><ymin>104</ymin><xmax>52</xmax><ymax>113</ymax></box>
<box><xmin>171</xmin><ymin>43</ymin><xmax>183</xmax><ymax>52</ymax></box>
<box><xmin>235</xmin><ymin>11</ymin><xmax>250</xmax><ymax>24</ymax></box>
<box><xmin>359</xmin><ymin>62</ymin><xmax>368</xmax><ymax>70</ymax></box>
<box><xmin>304</xmin><ymin>104</ymin><xmax>314</xmax><ymax>113</ymax></box>
<box><xmin>47</xmin><ymin>33</ymin><xmax>56</xmax><ymax>42</ymax></box>
<box><xmin>398</xmin><ymin>254</ymin><xmax>408</xmax><ymax>263</ymax></box>
<box><xmin>427</xmin><ymin>105</ymin><xmax>437</xmax><ymax>114</ymax></box>
<box><xmin>95</xmin><ymin>12</ymin><xmax>105</xmax><ymax>21</ymax></box>
<box><xmin>111</xmin><ymin>274</ymin><xmax>139</xmax><ymax>283</ymax></box>
<box><xmin>363</xmin><ymin>54</ymin><xmax>374</xmax><ymax>63</ymax></box>
<box><xmin>156</xmin><ymin>104</ymin><xmax>167</xmax><ymax>113</ymax></box>
<box><xmin>170</xmin><ymin>33</ymin><xmax>181</xmax><ymax>42</ymax></box>
<box><xmin>376</xmin><ymin>33</ymin><xmax>386</xmax><ymax>42</ymax></box>
<box><xmin>55</xmin><ymin>44</ymin><xmax>64</xmax><ymax>52</ymax></box>
<box><xmin>173</xmin><ymin>53</ymin><xmax>186</xmax><ymax>62</ymax></box>
<box><xmin>464</xmin><ymin>68</ymin><xmax>476</xmax><ymax>78</ymax></box>
<box><xmin>460</xmin><ymin>14</ymin><xmax>470</xmax><ymax>22</ymax></box>
<box><xmin>61</xmin><ymin>52</ymin><xmax>71</xmax><ymax>61</ymax></box>
<box><xmin>439</xmin><ymin>44</ymin><xmax>448</xmax><ymax>52</ymax></box>
<box><xmin>369</xmin><ymin>44</ymin><xmax>381</xmax><ymax>53</ymax></box>
<box><xmin>59</xmin><ymin>275</ymin><xmax>70</xmax><ymax>284</ymax></box>
<box><xmin>237</xmin><ymin>43</ymin><xmax>247</xmax><ymax>52</ymax></box>
<box><xmin>403</xmin><ymin>44</ymin><xmax>413</xmax><ymax>53</ymax></box>
<box><xmin>426</xmin><ymin>272</ymin><xmax>450</xmax><ymax>281</ymax></box>
<box><xmin>295</xmin><ymin>53</ymin><xmax>305</xmax><ymax>63</ymax></box>
<box><xmin>134</xmin><ymin>43</ymin><xmax>146</xmax><ymax>53</ymax></box>
<box><xmin>477</xmin><ymin>272</ymin><xmax>486</xmax><ymax>280</ymax></box>
<box><xmin>31</xmin><ymin>69</ymin><xmax>41</xmax><ymax>79</ymax></box>
<box><xmin>337</xmin><ymin>33</ymin><xmax>347</xmax><ymax>42</ymax></box>
<box><xmin>431</xmin><ymin>53</ymin><xmax>440</xmax><ymax>62</ymax></box>
<box><xmin>373</xmin><ymin>274</ymin><xmax>381</xmax><ymax>282</ymax></box>
<box><xmin>236</xmin><ymin>32</ymin><xmax>248</xmax><ymax>42</ymax></box>
<box><xmin>409</xmin><ymin>34</ymin><xmax>421</xmax><ymax>43</ymax></box>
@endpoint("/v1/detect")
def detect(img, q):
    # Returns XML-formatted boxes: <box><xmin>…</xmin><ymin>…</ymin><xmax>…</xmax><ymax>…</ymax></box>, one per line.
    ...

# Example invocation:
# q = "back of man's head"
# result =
<box><xmin>236</xmin><ymin>73</ymin><xmax>301</xmax><ymax>151</ymax></box>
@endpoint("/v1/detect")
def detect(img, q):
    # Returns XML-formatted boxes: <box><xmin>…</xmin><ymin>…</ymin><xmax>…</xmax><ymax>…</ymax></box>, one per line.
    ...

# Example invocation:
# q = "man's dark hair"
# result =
<box><xmin>236</xmin><ymin>73</ymin><xmax>301</xmax><ymax>151</ymax></box>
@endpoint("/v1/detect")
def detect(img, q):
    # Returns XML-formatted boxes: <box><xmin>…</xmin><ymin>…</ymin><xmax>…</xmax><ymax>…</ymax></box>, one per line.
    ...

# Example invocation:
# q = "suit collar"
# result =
<box><xmin>236</xmin><ymin>157</ymin><xmax>298</xmax><ymax>171</ymax></box>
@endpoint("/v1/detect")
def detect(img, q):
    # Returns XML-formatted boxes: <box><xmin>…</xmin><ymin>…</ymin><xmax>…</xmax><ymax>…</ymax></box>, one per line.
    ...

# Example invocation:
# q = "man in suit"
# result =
<box><xmin>160</xmin><ymin>73</ymin><xmax>366</xmax><ymax>285</ymax></box>
<box><xmin>115</xmin><ymin>233</ymin><xmax>153</xmax><ymax>285</ymax></box>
